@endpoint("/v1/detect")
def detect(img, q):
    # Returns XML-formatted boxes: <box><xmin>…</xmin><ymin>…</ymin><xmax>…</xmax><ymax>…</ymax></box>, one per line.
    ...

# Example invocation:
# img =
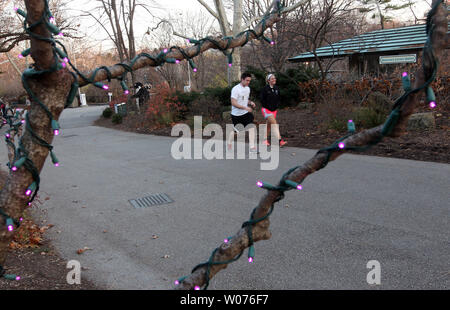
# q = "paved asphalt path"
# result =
<box><xmin>1</xmin><ymin>105</ymin><xmax>449</xmax><ymax>289</ymax></box>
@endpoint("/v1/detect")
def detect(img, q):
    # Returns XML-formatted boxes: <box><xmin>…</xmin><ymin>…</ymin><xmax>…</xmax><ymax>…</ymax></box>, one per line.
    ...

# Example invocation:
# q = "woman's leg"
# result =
<box><xmin>267</xmin><ymin>115</ymin><xmax>280</xmax><ymax>141</ymax></box>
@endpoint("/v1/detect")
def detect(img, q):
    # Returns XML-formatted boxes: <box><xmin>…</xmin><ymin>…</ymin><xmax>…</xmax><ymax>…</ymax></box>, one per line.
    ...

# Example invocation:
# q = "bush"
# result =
<box><xmin>352</xmin><ymin>107</ymin><xmax>387</xmax><ymax>129</ymax></box>
<box><xmin>112</xmin><ymin>113</ymin><xmax>123</xmax><ymax>124</ymax></box>
<box><xmin>175</xmin><ymin>91</ymin><xmax>202</xmax><ymax>107</ymax></box>
<box><xmin>102</xmin><ymin>107</ymin><xmax>113</xmax><ymax>118</ymax></box>
<box><xmin>146</xmin><ymin>84</ymin><xmax>183</xmax><ymax>127</ymax></box>
<box><xmin>203</xmin><ymin>85</ymin><xmax>234</xmax><ymax>106</ymax></box>
<box><xmin>327</xmin><ymin>118</ymin><xmax>348</xmax><ymax>132</ymax></box>
<box><xmin>246</xmin><ymin>65</ymin><xmax>320</xmax><ymax>107</ymax></box>
<box><xmin>188</xmin><ymin>96</ymin><xmax>223</xmax><ymax>122</ymax></box>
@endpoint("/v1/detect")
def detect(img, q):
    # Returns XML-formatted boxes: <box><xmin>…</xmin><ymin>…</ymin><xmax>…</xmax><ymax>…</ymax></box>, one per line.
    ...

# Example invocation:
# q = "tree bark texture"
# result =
<box><xmin>0</xmin><ymin>0</ymin><xmax>74</xmax><ymax>267</ymax></box>
<box><xmin>75</xmin><ymin>5</ymin><xmax>285</xmax><ymax>87</ymax></box>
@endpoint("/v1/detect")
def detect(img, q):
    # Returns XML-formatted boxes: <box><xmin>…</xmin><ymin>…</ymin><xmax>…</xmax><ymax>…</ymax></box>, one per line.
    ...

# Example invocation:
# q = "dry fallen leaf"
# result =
<box><xmin>30</xmin><ymin>236</ymin><xmax>43</xmax><ymax>245</ymax></box>
<box><xmin>163</xmin><ymin>255</ymin><xmax>170</xmax><ymax>259</ymax></box>
<box><xmin>152</xmin><ymin>235</ymin><xmax>158</xmax><ymax>239</ymax></box>
<box><xmin>77</xmin><ymin>247</ymin><xmax>92</xmax><ymax>255</ymax></box>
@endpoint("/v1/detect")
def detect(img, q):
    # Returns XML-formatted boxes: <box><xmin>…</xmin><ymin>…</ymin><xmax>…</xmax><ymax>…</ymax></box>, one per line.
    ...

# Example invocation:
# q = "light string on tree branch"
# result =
<box><xmin>1</xmin><ymin>0</ymin><xmax>282</xmax><ymax>281</ymax></box>
<box><xmin>174</xmin><ymin>0</ymin><xmax>442</xmax><ymax>290</ymax></box>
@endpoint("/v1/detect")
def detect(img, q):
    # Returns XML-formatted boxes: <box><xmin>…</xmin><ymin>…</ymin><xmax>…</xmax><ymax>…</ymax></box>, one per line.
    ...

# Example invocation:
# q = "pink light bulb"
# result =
<box><xmin>175</xmin><ymin>59</ymin><xmax>180</xmax><ymax>64</ymax></box>
<box><xmin>19</xmin><ymin>218</ymin><xmax>23</xmax><ymax>222</ymax></box>
<box><xmin>25</xmin><ymin>189</ymin><xmax>32</xmax><ymax>196</ymax></box>
<box><xmin>15</xmin><ymin>276</ymin><xmax>20</xmax><ymax>281</ymax></box>
<box><xmin>338</xmin><ymin>142</ymin><xmax>345</xmax><ymax>149</ymax></box>
<box><xmin>54</xmin><ymin>163</ymin><xmax>60</xmax><ymax>167</ymax></box>
<box><xmin>12</xmin><ymin>166</ymin><xmax>18</xmax><ymax>172</ymax></box>
<box><xmin>256</xmin><ymin>181</ymin><xmax>263</xmax><ymax>187</ymax></box>
<box><xmin>224</xmin><ymin>238</ymin><xmax>228</xmax><ymax>243</ymax></box>
<box><xmin>18</xmin><ymin>54</ymin><xmax>24</xmax><ymax>59</ymax></box>
<box><xmin>58</xmin><ymin>32</ymin><xmax>64</xmax><ymax>37</ymax></box>
<box><xmin>21</xmin><ymin>120</ymin><xmax>25</xmax><ymax>124</ymax></box>
<box><xmin>228</xmin><ymin>63</ymin><xmax>232</xmax><ymax>67</ymax></box>
<box><xmin>248</xmin><ymin>257</ymin><xmax>253</xmax><ymax>263</ymax></box>
<box><xmin>194</xmin><ymin>286</ymin><xmax>200</xmax><ymax>290</ymax></box>
<box><xmin>270</xmin><ymin>41</ymin><xmax>275</xmax><ymax>45</ymax></box>
<box><xmin>61</xmin><ymin>62</ymin><xmax>66</xmax><ymax>68</ymax></box>
<box><xmin>193</xmin><ymin>68</ymin><xmax>197</xmax><ymax>72</ymax></box>
<box><xmin>402</xmin><ymin>72</ymin><xmax>408</xmax><ymax>77</ymax></box>
<box><xmin>348</xmin><ymin>119</ymin><xmax>353</xmax><ymax>123</ymax></box>
<box><xmin>49</xmin><ymin>17</ymin><xmax>55</xmax><ymax>23</ymax></box>
<box><xmin>54</xmin><ymin>129</ymin><xmax>60</xmax><ymax>136</ymax></box>
<box><xmin>174</xmin><ymin>280</ymin><xmax>180</xmax><ymax>285</ymax></box>
<box><xmin>429</xmin><ymin>101</ymin><xmax>436</xmax><ymax>108</ymax></box>
<box><xmin>297</xmin><ymin>184</ymin><xmax>303</xmax><ymax>190</ymax></box>
<box><xmin>7</xmin><ymin>225</ymin><xmax>13</xmax><ymax>232</ymax></box>
<box><xmin>63</xmin><ymin>57</ymin><xmax>69</xmax><ymax>63</ymax></box>
<box><xmin>5</xmin><ymin>133</ymin><xmax>10</xmax><ymax>138</ymax></box>
<box><xmin>163</xmin><ymin>48</ymin><xmax>168</xmax><ymax>53</ymax></box>
<box><xmin>103</xmin><ymin>84</ymin><xmax>109</xmax><ymax>90</ymax></box>
<box><xmin>124</xmin><ymin>90</ymin><xmax>130</xmax><ymax>95</ymax></box>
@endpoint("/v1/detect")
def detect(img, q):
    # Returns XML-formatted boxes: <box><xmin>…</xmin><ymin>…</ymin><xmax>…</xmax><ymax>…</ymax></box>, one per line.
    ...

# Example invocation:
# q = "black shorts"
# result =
<box><xmin>231</xmin><ymin>112</ymin><xmax>254</xmax><ymax>131</ymax></box>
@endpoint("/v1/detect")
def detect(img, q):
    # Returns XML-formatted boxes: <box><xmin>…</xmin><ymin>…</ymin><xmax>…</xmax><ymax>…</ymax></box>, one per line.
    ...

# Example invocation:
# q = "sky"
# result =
<box><xmin>65</xmin><ymin>0</ymin><xmax>206</xmax><ymax>48</ymax></box>
<box><xmin>64</xmin><ymin>0</ymin><xmax>434</xmax><ymax>51</ymax></box>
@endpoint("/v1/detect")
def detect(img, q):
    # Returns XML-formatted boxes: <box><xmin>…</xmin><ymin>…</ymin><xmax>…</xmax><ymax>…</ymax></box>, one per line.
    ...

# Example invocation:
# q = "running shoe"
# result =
<box><xmin>279</xmin><ymin>139</ymin><xmax>287</xmax><ymax>147</ymax></box>
<box><xmin>262</xmin><ymin>139</ymin><xmax>270</xmax><ymax>146</ymax></box>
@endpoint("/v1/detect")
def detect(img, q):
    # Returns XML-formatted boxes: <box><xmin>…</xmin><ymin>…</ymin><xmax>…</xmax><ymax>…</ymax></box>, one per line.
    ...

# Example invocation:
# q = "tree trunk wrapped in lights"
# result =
<box><xmin>0</xmin><ymin>0</ymin><xmax>447</xmax><ymax>289</ymax></box>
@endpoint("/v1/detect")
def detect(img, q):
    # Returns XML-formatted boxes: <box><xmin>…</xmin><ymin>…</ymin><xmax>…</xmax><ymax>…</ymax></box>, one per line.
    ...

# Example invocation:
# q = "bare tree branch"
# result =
<box><xmin>174</xmin><ymin>0</ymin><xmax>448</xmax><ymax>290</ymax></box>
<box><xmin>75</xmin><ymin>6</ymin><xmax>286</xmax><ymax>87</ymax></box>
<box><xmin>197</xmin><ymin>0</ymin><xmax>221</xmax><ymax>20</ymax></box>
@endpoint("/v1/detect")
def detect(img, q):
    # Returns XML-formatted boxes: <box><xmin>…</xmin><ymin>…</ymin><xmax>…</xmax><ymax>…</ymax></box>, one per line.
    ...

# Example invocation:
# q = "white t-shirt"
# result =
<box><xmin>231</xmin><ymin>83</ymin><xmax>251</xmax><ymax>116</ymax></box>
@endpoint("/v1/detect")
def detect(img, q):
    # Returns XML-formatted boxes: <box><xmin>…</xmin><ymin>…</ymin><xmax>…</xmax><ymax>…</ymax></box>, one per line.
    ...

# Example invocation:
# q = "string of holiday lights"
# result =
<box><xmin>174</xmin><ymin>0</ymin><xmax>443</xmax><ymax>290</ymax></box>
<box><xmin>1</xmin><ymin>106</ymin><xmax>24</xmax><ymax>281</ymax></box>
<box><xmin>0</xmin><ymin>0</ymin><xmax>284</xmax><ymax>281</ymax></box>
<box><xmin>1</xmin><ymin>0</ymin><xmax>442</xmax><ymax>285</ymax></box>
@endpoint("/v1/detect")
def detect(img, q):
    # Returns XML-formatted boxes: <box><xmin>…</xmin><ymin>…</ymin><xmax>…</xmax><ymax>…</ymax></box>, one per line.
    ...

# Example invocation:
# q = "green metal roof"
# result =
<box><xmin>288</xmin><ymin>23</ymin><xmax>450</xmax><ymax>62</ymax></box>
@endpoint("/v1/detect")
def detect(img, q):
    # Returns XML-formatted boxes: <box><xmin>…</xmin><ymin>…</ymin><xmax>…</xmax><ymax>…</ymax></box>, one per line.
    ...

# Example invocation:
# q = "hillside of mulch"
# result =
<box><xmin>95</xmin><ymin>105</ymin><xmax>450</xmax><ymax>164</ymax></box>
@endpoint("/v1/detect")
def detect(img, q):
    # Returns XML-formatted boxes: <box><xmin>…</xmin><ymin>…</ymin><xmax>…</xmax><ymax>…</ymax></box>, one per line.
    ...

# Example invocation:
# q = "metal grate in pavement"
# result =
<box><xmin>129</xmin><ymin>193</ymin><xmax>173</xmax><ymax>208</ymax></box>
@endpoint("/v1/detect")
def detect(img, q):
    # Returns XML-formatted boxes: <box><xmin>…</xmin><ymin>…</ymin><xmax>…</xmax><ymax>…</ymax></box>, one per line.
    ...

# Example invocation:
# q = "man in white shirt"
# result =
<box><xmin>228</xmin><ymin>72</ymin><xmax>257</xmax><ymax>153</ymax></box>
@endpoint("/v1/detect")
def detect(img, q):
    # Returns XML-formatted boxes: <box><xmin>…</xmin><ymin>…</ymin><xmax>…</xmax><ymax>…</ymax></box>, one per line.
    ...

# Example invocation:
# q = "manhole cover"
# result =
<box><xmin>129</xmin><ymin>193</ymin><xmax>173</xmax><ymax>208</ymax></box>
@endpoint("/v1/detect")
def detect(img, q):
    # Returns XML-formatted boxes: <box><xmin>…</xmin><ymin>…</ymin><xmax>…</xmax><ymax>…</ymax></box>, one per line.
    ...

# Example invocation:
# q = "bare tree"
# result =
<box><xmin>195</xmin><ymin>0</ymin><xmax>314</xmax><ymax>83</ymax></box>
<box><xmin>79</xmin><ymin>0</ymin><xmax>159</xmax><ymax>86</ymax></box>
<box><xmin>357</xmin><ymin>0</ymin><xmax>411</xmax><ymax>29</ymax></box>
<box><xmin>147</xmin><ymin>10</ymin><xmax>218</xmax><ymax>90</ymax></box>
<box><xmin>0</xmin><ymin>0</ymin><xmax>82</xmax><ymax>53</ymax></box>
<box><xmin>0</xmin><ymin>0</ymin><xmax>447</xmax><ymax>291</ymax></box>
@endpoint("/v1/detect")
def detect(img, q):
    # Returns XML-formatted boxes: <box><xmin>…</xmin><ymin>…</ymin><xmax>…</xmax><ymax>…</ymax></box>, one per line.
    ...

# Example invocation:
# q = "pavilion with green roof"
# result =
<box><xmin>288</xmin><ymin>22</ymin><xmax>450</xmax><ymax>77</ymax></box>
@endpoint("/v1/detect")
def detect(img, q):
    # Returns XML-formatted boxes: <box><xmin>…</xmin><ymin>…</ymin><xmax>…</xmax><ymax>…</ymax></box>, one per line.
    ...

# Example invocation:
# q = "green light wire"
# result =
<box><xmin>176</xmin><ymin>0</ymin><xmax>443</xmax><ymax>290</ymax></box>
